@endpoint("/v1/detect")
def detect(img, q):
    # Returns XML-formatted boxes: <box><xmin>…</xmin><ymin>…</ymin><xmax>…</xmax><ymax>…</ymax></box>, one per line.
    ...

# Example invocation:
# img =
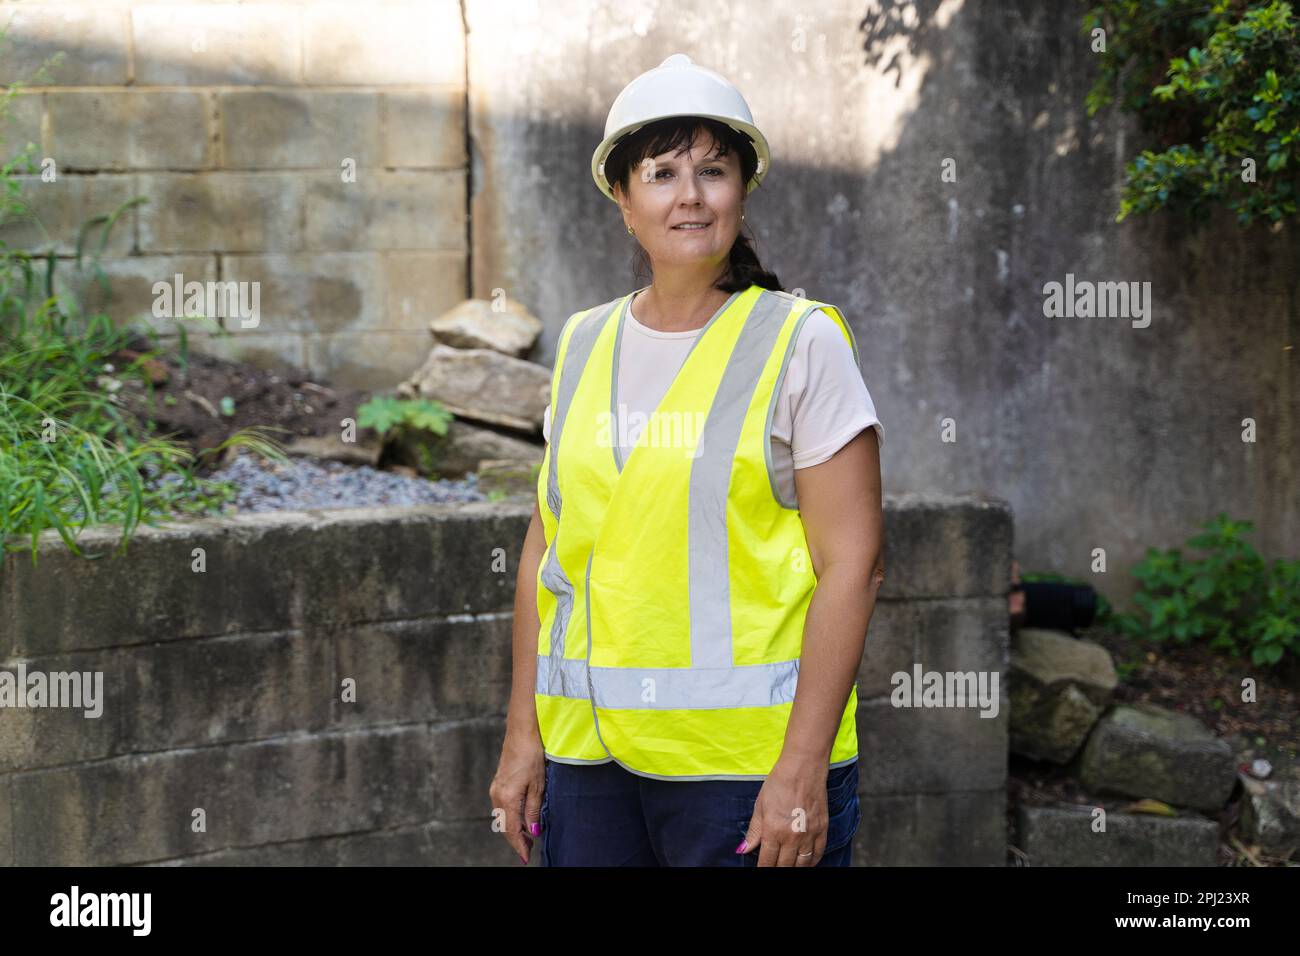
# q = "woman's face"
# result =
<box><xmin>614</xmin><ymin>128</ymin><xmax>744</xmax><ymax>273</ymax></box>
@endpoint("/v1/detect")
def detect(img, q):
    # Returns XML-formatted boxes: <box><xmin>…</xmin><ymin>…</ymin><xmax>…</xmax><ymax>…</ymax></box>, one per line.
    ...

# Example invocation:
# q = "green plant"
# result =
<box><xmin>1114</xmin><ymin>659</ymin><xmax>1142</xmax><ymax>681</ymax></box>
<box><xmin>1113</xmin><ymin>513</ymin><xmax>1300</xmax><ymax>666</ymax></box>
<box><xmin>356</xmin><ymin>395</ymin><xmax>453</xmax><ymax>477</ymax></box>
<box><xmin>0</xmin><ymin>45</ymin><xmax>286</xmax><ymax>572</ymax></box>
<box><xmin>1083</xmin><ymin>0</ymin><xmax>1300</xmax><ymax>226</ymax></box>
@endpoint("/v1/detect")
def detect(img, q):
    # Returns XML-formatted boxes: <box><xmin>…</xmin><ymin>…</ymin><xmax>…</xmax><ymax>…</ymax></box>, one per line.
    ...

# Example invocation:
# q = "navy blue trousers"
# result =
<box><xmin>539</xmin><ymin>757</ymin><xmax>860</xmax><ymax>867</ymax></box>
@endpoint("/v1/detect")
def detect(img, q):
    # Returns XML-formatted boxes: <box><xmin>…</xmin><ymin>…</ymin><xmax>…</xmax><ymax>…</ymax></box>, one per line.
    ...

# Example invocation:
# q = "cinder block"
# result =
<box><xmin>219</xmin><ymin>252</ymin><xmax>383</xmax><ymax>334</ymax></box>
<box><xmin>881</xmin><ymin>492</ymin><xmax>1013</xmax><ymax>599</ymax></box>
<box><xmin>855</xmin><ymin>790</ymin><xmax>1005</xmax><ymax>866</ymax></box>
<box><xmin>915</xmin><ymin>596</ymin><xmax>1008</xmax><ymax>677</ymax></box>
<box><xmin>428</xmin><ymin>718</ymin><xmax>507</xmax><ymax>821</ymax></box>
<box><xmin>137</xmin><ymin>173</ymin><xmax>304</xmax><ymax>253</ymax></box>
<box><xmin>332</xmin><ymin>616</ymin><xmax>512</xmax><ymax>728</ymax></box>
<box><xmin>132</xmin><ymin>4</ymin><xmax>301</xmax><ymax>86</ymax></box>
<box><xmin>383</xmin><ymin>252</ymin><xmax>466</xmax><ymax>330</ymax></box>
<box><xmin>858</xmin><ymin>597</ymin><xmax>1006</xmax><ymax>701</ymax></box>
<box><xmin>0</xmin><ymin>650</ymin><xmax>124</xmax><ymax>772</ymax></box>
<box><xmin>116</xmin><ymin>629</ymin><xmax>333</xmax><ymax>753</ymax></box>
<box><xmin>219</xmin><ymin>91</ymin><xmax>381</xmax><ymax>170</ymax></box>
<box><xmin>47</xmin><ymin>91</ymin><xmax>212</xmax><ymax>171</ymax></box>
<box><xmin>3</xmin><ymin>92</ymin><xmax>44</xmax><ymax>156</ymax></box>
<box><xmin>303</xmin><ymin>170</ymin><xmax>466</xmax><ymax>252</ymax></box>
<box><xmin>0</xmin><ymin>4</ymin><xmax>130</xmax><ymax>86</ymax></box>
<box><xmin>9</xmin><ymin>726</ymin><xmax>436</xmax><ymax>864</ymax></box>
<box><xmin>304</xmin><ymin>329</ymin><xmax>439</xmax><ymax>390</ymax></box>
<box><xmin>4</xmin><ymin>510</ymin><xmax>323</xmax><ymax>655</ymax></box>
<box><xmin>303</xmin><ymin>1</ymin><xmax>464</xmax><ymax>85</ymax></box>
<box><xmin>856</xmin><ymin>693</ymin><xmax>1007</xmax><ymax>795</ymax></box>
<box><xmin>190</xmin><ymin>330</ymin><xmax>306</xmax><ymax>374</ymax></box>
<box><xmin>336</xmin><ymin>820</ymin><xmax>516</xmax><ymax>866</ymax></box>
<box><xmin>148</xmin><ymin>820</ymin><xmax>517</xmax><ymax>866</ymax></box>
<box><xmin>2</xmin><ymin>504</ymin><xmax>531</xmax><ymax>657</ymax></box>
<box><xmin>60</xmin><ymin>254</ymin><xmax>218</xmax><ymax>336</ymax></box>
<box><xmin>0</xmin><ymin>174</ymin><xmax>137</xmax><ymax>256</ymax></box>
<box><xmin>383</xmin><ymin>89</ymin><xmax>466</xmax><ymax>168</ymax></box>
<box><xmin>1019</xmin><ymin>804</ymin><xmax>1219</xmax><ymax>866</ymax></box>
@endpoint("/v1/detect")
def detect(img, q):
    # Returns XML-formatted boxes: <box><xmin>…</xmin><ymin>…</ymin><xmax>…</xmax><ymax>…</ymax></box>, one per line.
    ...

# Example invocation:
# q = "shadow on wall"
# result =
<box><xmin>469</xmin><ymin>0</ymin><xmax>1297</xmax><ymax>604</ymax></box>
<box><xmin>1</xmin><ymin>1</ymin><xmax>1295</xmax><ymax>602</ymax></box>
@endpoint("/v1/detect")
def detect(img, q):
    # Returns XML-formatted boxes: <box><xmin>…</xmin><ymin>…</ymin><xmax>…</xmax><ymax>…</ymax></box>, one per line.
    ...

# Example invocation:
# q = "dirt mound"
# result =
<box><xmin>110</xmin><ymin>333</ymin><xmax>379</xmax><ymax>476</ymax></box>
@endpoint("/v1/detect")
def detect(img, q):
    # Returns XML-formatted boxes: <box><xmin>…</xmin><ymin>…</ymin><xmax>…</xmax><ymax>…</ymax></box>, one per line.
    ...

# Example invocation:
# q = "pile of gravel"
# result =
<box><xmin>157</xmin><ymin>449</ymin><xmax>488</xmax><ymax>516</ymax></box>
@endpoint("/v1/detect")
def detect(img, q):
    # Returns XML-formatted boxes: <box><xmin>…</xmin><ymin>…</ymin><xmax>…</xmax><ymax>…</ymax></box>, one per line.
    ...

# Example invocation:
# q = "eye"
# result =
<box><xmin>654</xmin><ymin>168</ymin><xmax>672</xmax><ymax>180</ymax></box>
<box><xmin>702</xmin><ymin>167</ymin><xmax>723</xmax><ymax>177</ymax></box>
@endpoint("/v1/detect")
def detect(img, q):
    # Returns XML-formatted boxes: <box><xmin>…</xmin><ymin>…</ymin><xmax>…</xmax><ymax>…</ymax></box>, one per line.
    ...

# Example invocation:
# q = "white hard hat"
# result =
<box><xmin>591</xmin><ymin>53</ymin><xmax>770</xmax><ymax>203</ymax></box>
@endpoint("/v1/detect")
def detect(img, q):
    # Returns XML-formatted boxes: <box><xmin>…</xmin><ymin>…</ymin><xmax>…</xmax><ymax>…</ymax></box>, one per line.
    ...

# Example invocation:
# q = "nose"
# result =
<box><xmin>676</xmin><ymin>170</ymin><xmax>703</xmax><ymax>205</ymax></box>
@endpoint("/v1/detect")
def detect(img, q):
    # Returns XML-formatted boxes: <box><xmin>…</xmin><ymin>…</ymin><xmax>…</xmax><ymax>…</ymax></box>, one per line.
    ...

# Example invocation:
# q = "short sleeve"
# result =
<box><xmin>775</xmin><ymin>308</ymin><xmax>883</xmax><ymax>468</ymax></box>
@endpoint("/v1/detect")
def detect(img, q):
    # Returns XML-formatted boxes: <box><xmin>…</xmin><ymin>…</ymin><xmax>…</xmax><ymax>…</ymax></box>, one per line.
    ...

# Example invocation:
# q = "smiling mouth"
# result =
<box><xmin>672</xmin><ymin>222</ymin><xmax>712</xmax><ymax>230</ymax></box>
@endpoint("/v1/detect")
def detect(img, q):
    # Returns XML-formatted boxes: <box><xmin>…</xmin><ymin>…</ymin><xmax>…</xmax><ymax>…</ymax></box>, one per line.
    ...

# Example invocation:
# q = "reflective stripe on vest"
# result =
<box><xmin>534</xmin><ymin>283</ymin><xmax>861</xmax><ymax>779</ymax></box>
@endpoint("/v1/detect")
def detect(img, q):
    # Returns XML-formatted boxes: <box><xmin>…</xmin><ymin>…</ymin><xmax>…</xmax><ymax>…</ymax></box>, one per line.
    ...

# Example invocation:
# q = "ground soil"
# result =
<box><xmin>109</xmin><ymin>333</ymin><xmax>378</xmax><ymax>477</ymax></box>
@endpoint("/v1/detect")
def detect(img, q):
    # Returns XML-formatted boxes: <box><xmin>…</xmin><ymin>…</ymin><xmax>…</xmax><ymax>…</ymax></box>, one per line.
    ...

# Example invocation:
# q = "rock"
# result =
<box><xmin>391</xmin><ymin>419</ymin><xmax>542</xmax><ymax>479</ymax></box>
<box><xmin>1239</xmin><ymin>762</ymin><xmax>1300</xmax><ymax>857</ymax></box>
<box><xmin>1009</xmin><ymin>628</ymin><xmax>1117</xmax><ymax>763</ymax></box>
<box><xmin>1078</xmin><ymin>703</ymin><xmax>1237</xmax><ymax>812</ymax></box>
<box><xmin>429</xmin><ymin>297</ymin><xmax>543</xmax><ymax>358</ymax></box>
<box><xmin>1018</xmin><ymin>804</ymin><xmax>1219</xmax><ymax>866</ymax></box>
<box><xmin>284</xmin><ymin>431</ymin><xmax>382</xmax><ymax>467</ymax></box>
<box><xmin>476</xmin><ymin>458</ymin><xmax>541</xmax><ymax>498</ymax></box>
<box><xmin>398</xmin><ymin>344</ymin><xmax>549</xmax><ymax>431</ymax></box>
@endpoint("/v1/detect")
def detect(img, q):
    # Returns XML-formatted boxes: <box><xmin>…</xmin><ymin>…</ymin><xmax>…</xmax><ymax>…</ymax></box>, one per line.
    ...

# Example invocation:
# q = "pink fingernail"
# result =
<box><xmin>530</xmin><ymin>822</ymin><xmax>541</xmax><ymax>836</ymax></box>
<box><xmin>735</xmin><ymin>840</ymin><xmax>748</xmax><ymax>854</ymax></box>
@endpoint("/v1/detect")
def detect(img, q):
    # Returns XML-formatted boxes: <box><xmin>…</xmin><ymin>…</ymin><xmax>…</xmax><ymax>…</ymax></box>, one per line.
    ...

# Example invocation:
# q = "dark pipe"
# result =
<box><xmin>1020</xmin><ymin>581</ymin><xmax>1097</xmax><ymax>633</ymax></box>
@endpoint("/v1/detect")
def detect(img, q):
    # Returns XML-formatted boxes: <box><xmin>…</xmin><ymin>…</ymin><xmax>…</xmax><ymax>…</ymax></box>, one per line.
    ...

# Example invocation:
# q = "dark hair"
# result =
<box><xmin>604</xmin><ymin>116</ymin><xmax>783</xmax><ymax>294</ymax></box>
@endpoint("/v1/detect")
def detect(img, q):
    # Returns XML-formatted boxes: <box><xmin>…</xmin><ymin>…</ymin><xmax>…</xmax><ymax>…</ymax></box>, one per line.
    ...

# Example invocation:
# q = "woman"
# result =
<box><xmin>489</xmin><ymin>53</ymin><xmax>885</xmax><ymax>867</ymax></box>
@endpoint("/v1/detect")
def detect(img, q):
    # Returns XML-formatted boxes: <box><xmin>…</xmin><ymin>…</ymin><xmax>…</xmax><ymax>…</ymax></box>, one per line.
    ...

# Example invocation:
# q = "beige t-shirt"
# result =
<box><xmin>542</xmin><ymin>294</ymin><xmax>884</xmax><ymax>505</ymax></box>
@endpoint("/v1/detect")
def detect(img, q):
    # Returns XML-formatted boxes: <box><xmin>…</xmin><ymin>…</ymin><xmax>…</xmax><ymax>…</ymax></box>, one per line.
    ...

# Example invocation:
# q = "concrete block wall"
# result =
<box><xmin>0</xmin><ymin>0</ymin><xmax>468</xmax><ymax>389</ymax></box>
<box><xmin>0</xmin><ymin>494</ymin><xmax>1011</xmax><ymax>866</ymax></box>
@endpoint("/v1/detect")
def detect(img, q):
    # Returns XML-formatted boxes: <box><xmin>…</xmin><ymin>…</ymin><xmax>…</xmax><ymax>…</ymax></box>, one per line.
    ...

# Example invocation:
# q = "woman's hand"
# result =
<box><xmin>489</xmin><ymin>729</ymin><xmax>546</xmax><ymax>864</ymax></box>
<box><xmin>739</xmin><ymin>755</ymin><xmax>831</xmax><ymax>866</ymax></box>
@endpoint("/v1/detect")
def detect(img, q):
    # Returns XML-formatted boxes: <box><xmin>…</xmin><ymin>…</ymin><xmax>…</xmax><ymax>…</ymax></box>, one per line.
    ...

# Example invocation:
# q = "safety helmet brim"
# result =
<box><xmin>591</xmin><ymin>114</ymin><xmax>770</xmax><ymax>203</ymax></box>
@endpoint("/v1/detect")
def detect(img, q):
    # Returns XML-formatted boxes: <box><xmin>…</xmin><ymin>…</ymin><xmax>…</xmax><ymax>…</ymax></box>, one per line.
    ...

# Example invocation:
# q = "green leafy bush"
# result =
<box><xmin>1083</xmin><ymin>0</ymin><xmax>1300</xmax><ymax>225</ymax></box>
<box><xmin>1113</xmin><ymin>513</ymin><xmax>1300</xmax><ymax>666</ymax></box>
<box><xmin>0</xmin><ymin>42</ymin><xmax>284</xmax><ymax>572</ymax></box>
<box><xmin>356</xmin><ymin>395</ymin><xmax>454</xmax><ymax>477</ymax></box>
<box><xmin>356</xmin><ymin>394</ymin><xmax>453</xmax><ymax>438</ymax></box>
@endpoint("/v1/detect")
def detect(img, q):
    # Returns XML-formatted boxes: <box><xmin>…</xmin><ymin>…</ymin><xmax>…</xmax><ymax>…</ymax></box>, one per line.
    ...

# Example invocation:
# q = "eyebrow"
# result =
<box><xmin>652</xmin><ymin>153</ymin><xmax>729</xmax><ymax>165</ymax></box>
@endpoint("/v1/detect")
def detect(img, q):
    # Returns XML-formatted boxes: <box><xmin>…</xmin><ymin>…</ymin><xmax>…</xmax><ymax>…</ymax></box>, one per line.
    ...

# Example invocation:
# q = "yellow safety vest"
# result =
<box><xmin>534</xmin><ymin>282</ymin><xmax>860</xmax><ymax>780</ymax></box>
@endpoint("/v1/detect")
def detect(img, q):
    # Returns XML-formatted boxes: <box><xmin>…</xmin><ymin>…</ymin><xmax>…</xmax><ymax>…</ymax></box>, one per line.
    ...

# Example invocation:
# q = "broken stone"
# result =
<box><xmin>399</xmin><ymin>344</ymin><xmax>549</xmax><ymax>432</ymax></box>
<box><xmin>429</xmin><ymin>297</ymin><xmax>543</xmax><ymax>358</ymax></box>
<box><xmin>1078</xmin><ymin>703</ymin><xmax>1237</xmax><ymax>812</ymax></box>
<box><xmin>390</xmin><ymin>419</ymin><xmax>542</xmax><ymax>479</ymax></box>
<box><xmin>1009</xmin><ymin>628</ymin><xmax>1117</xmax><ymax>764</ymax></box>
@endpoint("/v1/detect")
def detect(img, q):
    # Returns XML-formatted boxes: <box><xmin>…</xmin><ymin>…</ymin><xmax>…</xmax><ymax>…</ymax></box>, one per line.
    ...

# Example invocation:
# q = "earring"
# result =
<box><xmin>627</xmin><ymin>224</ymin><xmax>635</xmax><ymax>235</ymax></box>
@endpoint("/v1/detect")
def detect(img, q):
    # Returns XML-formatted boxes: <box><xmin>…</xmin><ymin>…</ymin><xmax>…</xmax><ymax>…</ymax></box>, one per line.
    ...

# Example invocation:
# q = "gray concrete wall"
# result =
<box><xmin>0</xmin><ymin>494</ymin><xmax>1010</xmax><ymax>866</ymax></box>
<box><xmin>467</xmin><ymin>0</ymin><xmax>1298</xmax><ymax>604</ymax></box>
<box><xmin>0</xmin><ymin>0</ymin><xmax>468</xmax><ymax>390</ymax></box>
<box><xmin>5</xmin><ymin>0</ymin><xmax>1288</xmax><ymax>603</ymax></box>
